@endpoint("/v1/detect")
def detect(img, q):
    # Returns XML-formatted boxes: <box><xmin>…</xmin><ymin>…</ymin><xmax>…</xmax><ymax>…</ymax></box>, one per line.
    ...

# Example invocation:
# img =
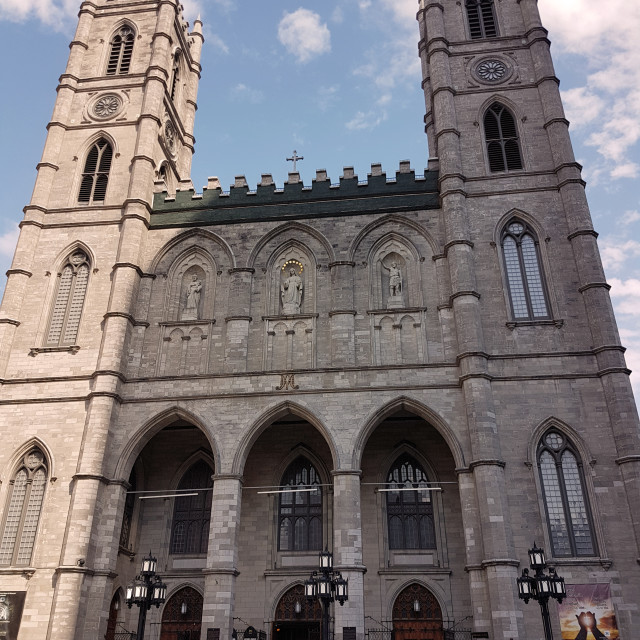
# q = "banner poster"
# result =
<box><xmin>0</xmin><ymin>591</ymin><xmax>26</xmax><ymax>640</ymax></box>
<box><xmin>557</xmin><ymin>583</ymin><xmax>620</xmax><ymax>640</ymax></box>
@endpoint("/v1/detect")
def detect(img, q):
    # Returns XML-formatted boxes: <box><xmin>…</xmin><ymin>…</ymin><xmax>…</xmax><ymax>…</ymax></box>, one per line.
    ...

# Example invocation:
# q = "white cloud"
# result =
<box><xmin>539</xmin><ymin>0</ymin><xmax>640</xmax><ymax>180</ymax></box>
<box><xmin>230</xmin><ymin>83</ymin><xmax>264</xmax><ymax>104</ymax></box>
<box><xmin>609</xmin><ymin>278</ymin><xmax>640</xmax><ymax>316</ymax></box>
<box><xmin>621</xmin><ymin>210</ymin><xmax>640</xmax><ymax>225</ymax></box>
<box><xmin>317</xmin><ymin>85</ymin><xmax>340</xmax><ymax>111</ymax></box>
<box><xmin>277</xmin><ymin>9</ymin><xmax>331</xmax><ymax>64</ymax></box>
<box><xmin>346</xmin><ymin>109</ymin><xmax>387</xmax><ymax>131</ymax></box>
<box><xmin>331</xmin><ymin>6</ymin><xmax>344</xmax><ymax>24</ymax></box>
<box><xmin>0</xmin><ymin>0</ymin><xmax>76</xmax><ymax>28</ymax></box>
<box><xmin>0</xmin><ymin>224</ymin><xmax>19</xmax><ymax>259</ymax></box>
<box><xmin>599</xmin><ymin>238</ymin><xmax>640</xmax><ymax>274</ymax></box>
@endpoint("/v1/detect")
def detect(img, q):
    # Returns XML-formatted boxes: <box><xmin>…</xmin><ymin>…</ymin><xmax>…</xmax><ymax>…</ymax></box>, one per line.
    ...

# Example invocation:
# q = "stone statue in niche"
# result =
<box><xmin>181</xmin><ymin>274</ymin><xmax>203</xmax><ymax>320</ymax></box>
<box><xmin>383</xmin><ymin>260</ymin><xmax>404</xmax><ymax>308</ymax></box>
<box><xmin>281</xmin><ymin>266</ymin><xmax>303</xmax><ymax>314</ymax></box>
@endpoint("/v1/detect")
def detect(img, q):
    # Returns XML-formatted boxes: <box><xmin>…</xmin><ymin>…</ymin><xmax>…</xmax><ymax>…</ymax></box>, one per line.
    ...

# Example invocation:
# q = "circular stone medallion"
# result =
<box><xmin>475</xmin><ymin>59</ymin><xmax>508</xmax><ymax>83</ymax></box>
<box><xmin>93</xmin><ymin>93</ymin><xmax>122</xmax><ymax>119</ymax></box>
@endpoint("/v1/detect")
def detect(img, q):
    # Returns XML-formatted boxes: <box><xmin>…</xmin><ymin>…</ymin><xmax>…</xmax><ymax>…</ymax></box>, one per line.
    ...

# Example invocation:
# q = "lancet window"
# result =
<box><xmin>484</xmin><ymin>103</ymin><xmax>523</xmax><ymax>172</ymax></box>
<box><xmin>278</xmin><ymin>457</ymin><xmax>322</xmax><ymax>552</ymax></box>
<box><xmin>0</xmin><ymin>448</ymin><xmax>48</xmax><ymax>566</ymax></box>
<box><xmin>106</xmin><ymin>25</ymin><xmax>134</xmax><ymax>75</ymax></box>
<box><xmin>501</xmin><ymin>220</ymin><xmax>549</xmax><ymax>320</ymax></box>
<box><xmin>466</xmin><ymin>0</ymin><xmax>498</xmax><ymax>39</ymax></box>
<box><xmin>78</xmin><ymin>138</ymin><xmax>113</xmax><ymax>204</ymax></box>
<box><xmin>47</xmin><ymin>250</ymin><xmax>91</xmax><ymax>346</ymax></box>
<box><xmin>386</xmin><ymin>455</ymin><xmax>436</xmax><ymax>550</ymax></box>
<box><xmin>170</xmin><ymin>460</ymin><xmax>214</xmax><ymax>554</ymax></box>
<box><xmin>538</xmin><ymin>431</ymin><xmax>596</xmax><ymax>557</ymax></box>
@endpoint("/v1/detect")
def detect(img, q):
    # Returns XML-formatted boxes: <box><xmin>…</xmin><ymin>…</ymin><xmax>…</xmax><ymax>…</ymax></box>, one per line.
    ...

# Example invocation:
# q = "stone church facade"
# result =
<box><xmin>0</xmin><ymin>1</ymin><xmax>639</xmax><ymax>639</ymax></box>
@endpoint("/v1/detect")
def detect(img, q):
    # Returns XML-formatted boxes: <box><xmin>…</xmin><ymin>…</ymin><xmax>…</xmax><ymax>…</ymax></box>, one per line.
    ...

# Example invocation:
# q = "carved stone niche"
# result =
<box><xmin>165</xmin><ymin>250</ymin><xmax>216</xmax><ymax>323</ymax></box>
<box><xmin>370</xmin><ymin>239</ymin><xmax>418</xmax><ymax>310</ymax></box>
<box><xmin>267</xmin><ymin>247</ymin><xmax>315</xmax><ymax>317</ymax></box>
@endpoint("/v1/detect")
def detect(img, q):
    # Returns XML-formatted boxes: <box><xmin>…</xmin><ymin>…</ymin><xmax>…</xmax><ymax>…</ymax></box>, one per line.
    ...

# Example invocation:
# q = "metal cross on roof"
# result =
<box><xmin>286</xmin><ymin>150</ymin><xmax>304</xmax><ymax>171</ymax></box>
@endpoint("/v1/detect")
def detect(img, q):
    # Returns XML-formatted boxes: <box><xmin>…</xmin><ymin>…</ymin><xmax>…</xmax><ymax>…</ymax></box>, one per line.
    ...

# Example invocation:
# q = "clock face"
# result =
<box><xmin>476</xmin><ymin>59</ymin><xmax>508</xmax><ymax>82</ymax></box>
<box><xmin>93</xmin><ymin>94</ymin><xmax>122</xmax><ymax>119</ymax></box>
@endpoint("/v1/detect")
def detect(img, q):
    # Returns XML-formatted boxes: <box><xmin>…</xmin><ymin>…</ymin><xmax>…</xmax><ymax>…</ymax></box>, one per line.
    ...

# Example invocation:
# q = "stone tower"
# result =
<box><xmin>0</xmin><ymin>1</ymin><xmax>203</xmax><ymax>638</ymax></box>
<box><xmin>0</xmin><ymin>1</ymin><xmax>639</xmax><ymax>640</ymax></box>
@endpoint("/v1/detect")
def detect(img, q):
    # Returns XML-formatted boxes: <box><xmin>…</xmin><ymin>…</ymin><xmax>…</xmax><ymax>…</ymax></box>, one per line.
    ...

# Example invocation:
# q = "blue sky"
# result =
<box><xmin>0</xmin><ymin>0</ymin><xmax>638</xmax><ymax>403</ymax></box>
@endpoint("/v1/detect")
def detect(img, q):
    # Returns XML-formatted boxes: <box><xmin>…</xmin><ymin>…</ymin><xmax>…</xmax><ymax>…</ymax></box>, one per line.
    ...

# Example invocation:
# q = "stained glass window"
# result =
<box><xmin>538</xmin><ymin>431</ymin><xmax>595</xmax><ymax>557</ymax></box>
<box><xmin>386</xmin><ymin>455</ymin><xmax>436</xmax><ymax>550</ymax></box>
<box><xmin>0</xmin><ymin>449</ymin><xmax>47</xmax><ymax>566</ymax></box>
<box><xmin>501</xmin><ymin>220</ymin><xmax>549</xmax><ymax>320</ymax></box>
<box><xmin>278</xmin><ymin>457</ymin><xmax>323</xmax><ymax>551</ymax></box>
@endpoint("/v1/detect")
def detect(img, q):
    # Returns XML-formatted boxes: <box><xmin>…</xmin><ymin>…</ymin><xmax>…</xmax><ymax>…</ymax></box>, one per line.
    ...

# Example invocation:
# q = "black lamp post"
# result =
<box><xmin>125</xmin><ymin>551</ymin><xmax>167</xmax><ymax>640</ymax></box>
<box><xmin>305</xmin><ymin>549</ymin><xmax>348</xmax><ymax>640</ymax></box>
<box><xmin>517</xmin><ymin>543</ymin><xmax>566</xmax><ymax>640</ymax></box>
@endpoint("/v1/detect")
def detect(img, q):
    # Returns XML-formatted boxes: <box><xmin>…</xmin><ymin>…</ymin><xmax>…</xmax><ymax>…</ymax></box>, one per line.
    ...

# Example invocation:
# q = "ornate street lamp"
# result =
<box><xmin>305</xmin><ymin>548</ymin><xmax>349</xmax><ymax>640</ymax></box>
<box><xmin>517</xmin><ymin>543</ymin><xmax>566</xmax><ymax>640</ymax></box>
<box><xmin>125</xmin><ymin>551</ymin><xmax>167</xmax><ymax>640</ymax></box>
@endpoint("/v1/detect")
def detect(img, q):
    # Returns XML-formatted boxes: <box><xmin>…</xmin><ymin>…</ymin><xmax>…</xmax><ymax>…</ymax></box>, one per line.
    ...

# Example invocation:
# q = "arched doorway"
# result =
<box><xmin>273</xmin><ymin>584</ymin><xmax>322</xmax><ymax>640</ymax></box>
<box><xmin>392</xmin><ymin>584</ymin><xmax>443</xmax><ymax>640</ymax></box>
<box><xmin>105</xmin><ymin>591</ymin><xmax>121</xmax><ymax>640</ymax></box>
<box><xmin>160</xmin><ymin>586</ymin><xmax>203</xmax><ymax>640</ymax></box>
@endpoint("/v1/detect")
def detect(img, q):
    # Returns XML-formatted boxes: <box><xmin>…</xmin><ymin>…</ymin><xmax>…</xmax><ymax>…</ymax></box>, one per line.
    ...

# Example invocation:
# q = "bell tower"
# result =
<box><xmin>416</xmin><ymin>1</ymin><xmax>640</xmax><ymax>639</ymax></box>
<box><xmin>0</xmin><ymin>1</ymin><xmax>204</xmax><ymax>638</ymax></box>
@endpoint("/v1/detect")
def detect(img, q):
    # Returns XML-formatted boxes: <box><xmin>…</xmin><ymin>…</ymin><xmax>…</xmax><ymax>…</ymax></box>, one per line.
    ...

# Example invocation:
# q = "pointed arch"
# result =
<box><xmin>150</xmin><ymin>228</ymin><xmax>235</xmax><ymax>273</ymax></box>
<box><xmin>348</xmin><ymin>214</ymin><xmax>438</xmax><ymax>262</ymax></box>
<box><xmin>387</xmin><ymin>580</ymin><xmax>449</xmax><ymax>625</ymax></box>
<box><xmin>231</xmin><ymin>401</ymin><xmax>339</xmax><ymax>475</ymax></box>
<box><xmin>534</xmin><ymin>423</ymin><xmax>597</xmax><ymax>557</ymax></box>
<box><xmin>247</xmin><ymin>221</ymin><xmax>335</xmax><ymax>268</ymax></box>
<box><xmin>0</xmin><ymin>445</ymin><xmax>49</xmax><ymax>566</ymax></box>
<box><xmin>160</xmin><ymin>586</ymin><xmax>203</xmax><ymax>639</ymax></box>
<box><xmin>482</xmin><ymin>101</ymin><xmax>523</xmax><ymax>172</ymax></box>
<box><xmin>352</xmin><ymin>396</ymin><xmax>466</xmax><ymax>470</ymax></box>
<box><xmin>169</xmin><ymin>458</ymin><xmax>214</xmax><ymax>554</ymax></box>
<box><xmin>113</xmin><ymin>406</ymin><xmax>220</xmax><ymax>481</ymax></box>
<box><xmin>272</xmin><ymin>582</ymin><xmax>322</xmax><ymax>622</ymax></box>
<box><xmin>0</xmin><ymin>437</ymin><xmax>55</xmax><ymax>487</ymax></box>
<box><xmin>527</xmin><ymin>416</ymin><xmax>595</xmax><ymax>468</ymax></box>
<box><xmin>45</xmin><ymin>246</ymin><xmax>92</xmax><ymax>345</ymax></box>
<box><xmin>498</xmin><ymin>215</ymin><xmax>550</xmax><ymax>320</ymax></box>
<box><xmin>106</xmin><ymin>22</ymin><xmax>136</xmax><ymax>75</ymax></box>
<box><xmin>77</xmin><ymin>135</ymin><xmax>114</xmax><ymax>204</ymax></box>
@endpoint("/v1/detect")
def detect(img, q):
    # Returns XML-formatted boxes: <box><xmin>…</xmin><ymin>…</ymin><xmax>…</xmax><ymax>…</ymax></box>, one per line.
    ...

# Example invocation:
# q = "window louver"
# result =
<box><xmin>484</xmin><ymin>103</ymin><xmax>523</xmax><ymax>172</ymax></box>
<box><xmin>106</xmin><ymin>27</ymin><xmax>134</xmax><ymax>76</ymax></box>
<box><xmin>78</xmin><ymin>138</ymin><xmax>112</xmax><ymax>204</ymax></box>
<box><xmin>466</xmin><ymin>0</ymin><xmax>497</xmax><ymax>39</ymax></box>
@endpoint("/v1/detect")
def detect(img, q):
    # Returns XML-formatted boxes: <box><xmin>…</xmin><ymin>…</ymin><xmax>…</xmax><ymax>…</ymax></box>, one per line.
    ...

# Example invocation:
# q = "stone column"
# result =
<box><xmin>329</xmin><ymin>262</ymin><xmax>356</xmax><ymax>366</ymax></box>
<box><xmin>225</xmin><ymin>268</ymin><xmax>254</xmax><ymax>372</ymax></box>
<box><xmin>332</xmin><ymin>471</ymin><xmax>365</xmax><ymax>640</ymax></box>
<box><xmin>202</xmin><ymin>475</ymin><xmax>243</xmax><ymax>640</ymax></box>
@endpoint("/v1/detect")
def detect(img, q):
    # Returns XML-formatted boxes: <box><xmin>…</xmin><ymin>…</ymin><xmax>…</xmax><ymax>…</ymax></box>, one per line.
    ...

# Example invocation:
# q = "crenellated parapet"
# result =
<box><xmin>150</xmin><ymin>161</ymin><xmax>439</xmax><ymax>228</ymax></box>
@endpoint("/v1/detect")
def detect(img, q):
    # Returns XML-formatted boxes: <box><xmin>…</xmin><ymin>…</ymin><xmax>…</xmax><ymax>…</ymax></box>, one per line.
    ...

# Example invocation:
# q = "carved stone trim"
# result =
<box><xmin>5</xmin><ymin>269</ymin><xmax>33</xmax><ymax>278</ymax></box>
<box><xmin>328</xmin><ymin>261</ymin><xmax>356</xmax><ymax>268</ymax></box>
<box><xmin>506</xmin><ymin>319</ymin><xmax>564</xmax><ymax>329</ymax></box>
<box><xmin>469</xmin><ymin>459</ymin><xmax>506</xmax><ymax>470</ymax></box>
<box><xmin>29</xmin><ymin>346</ymin><xmax>80</xmax><ymax>356</ymax></box>
<box><xmin>615</xmin><ymin>455</ymin><xmax>640</xmax><ymax>466</ymax></box>
<box><xmin>225</xmin><ymin>316</ymin><xmax>252</xmax><ymax>322</ymax></box>
<box><xmin>444</xmin><ymin>240</ymin><xmax>474</xmax><ymax>255</ymax></box>
<box><xmin>329</xmin><ymin>310</ymin><xmax>357</xmax><ymax>317</ymax></box>
<box><xmin>160</xmin><ymin>319</ymin><xmax>215</xmax><ymax>326</ymax></box>
<box><xmin>567</xmin><ymin>229</ymin><xmax>598</xmax><ymax>241</ymax></box>
<box><xmin>597</xmin><ymin>367</ymin><xmax>632</xmax><ymax>377</ymax></box>
<box><xmin>0</xmin><ymin>318</ymin><xmax>20</xmax><ymax>327</ymax></box>
<box><xmin>480</xmin><ymin>558</ymin><xmax>520</xmax><ymax>568</ymax></box>
<box><xmin>578</xmin><ymin>282</ymin><xmax>611</xmax><ymax>293</ymax></box>
<box><xmin>450</xmin><ymin>290</ymin><xmax>480</xmax><ymax>303</ymax></box>
<box><xmin>262</xmin><ymin>313</ymin><xmax>318</xmax><ymax>320</ymax></box>
<box><xmin>367</xmin><ymin>307</ymin><xmax>427</xmax><ymax>315</ymax></box>
<box><xmin>228</xmin><ymin>267</ymin><xmax>255</xmax><ymax>274</ymax></box>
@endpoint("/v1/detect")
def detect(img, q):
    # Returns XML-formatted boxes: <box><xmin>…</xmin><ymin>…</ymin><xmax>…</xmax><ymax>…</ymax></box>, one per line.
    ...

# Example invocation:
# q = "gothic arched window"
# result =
<box><xmin>501</xmin><ymin>220</ymin><xmax>549</xmax><ymax>320</ymax></box>
<box><xmin>170</xmin><ymin>460</ymin><xmax>213</xmax><ymax>554</ymax></box>
<box><xmin>386</xmin><ymin>455</ymin><xmax>436</xmax><ymax>550</ymax></box>
<box><xmin>538</xmin><ymin>431</ymin><xmax>596</xmax><ymax>557</ymax></box>
<box><xmin>78</xmin><ymin>138</ymin><xmax>113</xmax><ymax>204</ymax></box>
<box><xmin>466</xmin><ymin>0</ymin><xmax>498</xmax><ymax>39</ymax></box>
<box><xmin>106</xmin><ymin>25</ymin><xmax>135</xmax><ymax>75</ymax></box>
<box><xmin>0</xmin><ymin>448</ymin><xmax>48</xmax><ymax>566</ymax></box>
<box><xmin>47</xmin><ymin>250</ymin><xmax>91</xmax><ymax>346</ymax></box>
<box><xmin>484</xmin><ymin>103</ymin><xmax>523</xmax><ymax>172</ymax></box>
<box><xmin>278</xmin><ymin>457</ymin><xmax>323</xmax><ymax>552</ymax></box>
<box><xmin>170</xmin><ymin>51</ymin><xmax>181</xmax><ymax>101</ymax></box>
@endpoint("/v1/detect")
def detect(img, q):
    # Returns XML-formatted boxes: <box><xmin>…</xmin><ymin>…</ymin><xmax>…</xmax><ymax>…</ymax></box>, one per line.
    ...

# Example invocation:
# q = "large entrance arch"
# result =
<box><xmin>160</xmin><ymin>586</ymin><xmax>203</xmax><ymax>640</ymax></box>
<box><xmin>392</xmin><ymin>584</ymin><xmax>443</xmax><ymax>640</ymax></box>
<box><xmin>273</xmin><ymin>584</ymin><xmax>322</xmax><ymax>640</ymax></box>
